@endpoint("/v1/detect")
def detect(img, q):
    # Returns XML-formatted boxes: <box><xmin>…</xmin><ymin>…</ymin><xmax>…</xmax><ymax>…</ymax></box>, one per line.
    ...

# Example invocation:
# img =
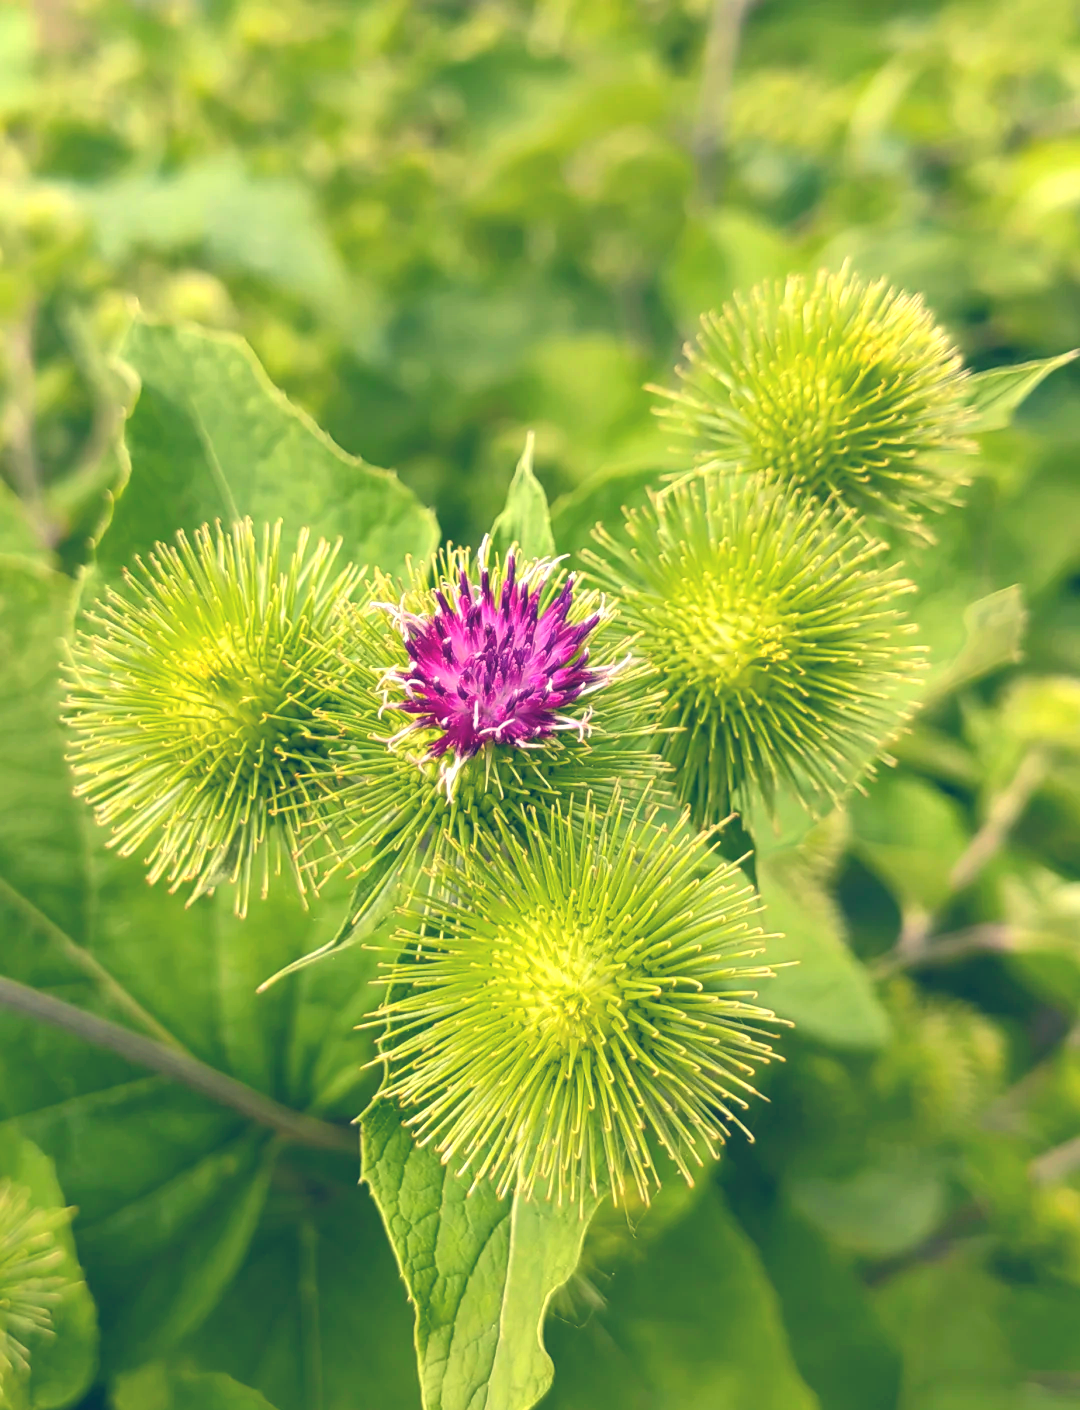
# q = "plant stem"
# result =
<box><xmin>0</xmin><ymin>974</ymin><xmax>355</xmax><ymax>1153</ymax></box>
<box><xmin>692</xmin><ymin>0</ymin><xmax>756</xmax><ymax>202</ymax></box>
<box><xmin>0</xmin><ymin>873</ymin><xmax>186</xmax><ymax>1052</ymax></box>
<box><xmin>1030</xmin><ymin>1134</ymin><xmax>1080</xmax><ymax>1186</ymax></box>
<box><xmin>874</xmin><ymin>923</ymin><xmax>1014</xmax><ymax>977</ymax></box>
<box><xmin>949</xmin><ymin>748</ymin><xmax>1048</xmax><ymax>893</ymax></box>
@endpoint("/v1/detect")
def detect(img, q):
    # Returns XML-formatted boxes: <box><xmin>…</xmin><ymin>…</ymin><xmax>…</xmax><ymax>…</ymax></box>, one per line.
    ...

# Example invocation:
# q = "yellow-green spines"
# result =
<box><xmin>372</xmin><ymin>795</ymin><xmax>781</xmax><ymax>1206</ymax></box>
<box><xmin>0</xmin><ymin>1180</ymin><xmax>68</xmax><ymax>1404</ymax></box>
<box><xmin>64</xmin><ymin>519</ymin><xmax>364</xmax><ymax>916</ymax></box>
<box><xmin>657</xmin><ymin>267</ymin><xmax>975</xmax><ymax>540</ymax></box>
<box><xmin>587</xmin><ymin>473</ymin><xmax>922</xmax><ymax>825</ymax></box>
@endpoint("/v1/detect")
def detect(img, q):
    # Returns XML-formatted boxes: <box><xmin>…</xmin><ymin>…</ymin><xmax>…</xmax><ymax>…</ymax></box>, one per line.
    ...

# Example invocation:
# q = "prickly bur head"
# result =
<box><xmin>588</xmin><ymin>472</ymin><xmax>923</xmax><ymax>825</ymax></box>
<box><xmin>372</xmin><ymin>794</ymin><xmax>782</xmax><ymax>1206</ymax></box>
<box><xmin>656</xmin><ymin>267</ymin><xmax>975</xmax><ymax>541</ymax></box>
<box><xmin>64</xmin><ymin>519</ymin><xmax>363</xmax><ymax>915</ymax></box>
<box><xmin>319</xmin><ymin>541</ymin><xmax>656</xmax><ymax>872</ymax></box>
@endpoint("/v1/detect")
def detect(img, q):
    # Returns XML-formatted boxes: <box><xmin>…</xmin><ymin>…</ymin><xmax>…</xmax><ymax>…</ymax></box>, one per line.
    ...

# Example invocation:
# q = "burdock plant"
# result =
<box><xmin>655</xmin><ymin>266</ymin><xmax>976</xmax><ymax>541</ymax></box>
<box><xmin>51</xmin><ymin>263</ymin><xmax>1049</xmax><ymax>1410</ymax></box>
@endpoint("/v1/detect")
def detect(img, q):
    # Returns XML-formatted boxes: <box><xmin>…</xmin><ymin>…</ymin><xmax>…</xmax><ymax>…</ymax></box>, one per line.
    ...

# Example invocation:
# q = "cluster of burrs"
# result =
<box><xmin>64</xmin><ymin>266</ymin><xmax>975</xmax><ymax>1205</ymax></box>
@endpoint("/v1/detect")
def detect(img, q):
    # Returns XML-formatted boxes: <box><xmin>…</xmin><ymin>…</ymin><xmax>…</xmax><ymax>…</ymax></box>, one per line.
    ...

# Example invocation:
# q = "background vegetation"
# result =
<box><xmin>2</xmin><ymin>0</ymin><xmax>1080</xmax><ymax>1407</ymax></box>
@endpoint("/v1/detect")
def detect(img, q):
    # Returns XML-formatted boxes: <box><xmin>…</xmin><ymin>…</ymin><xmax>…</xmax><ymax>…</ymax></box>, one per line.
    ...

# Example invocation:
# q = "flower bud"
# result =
<box><xmin>320</xmin><ymin>539</ymin><xmax>656</xmax><ymax>874</ymax></box>
<box><xmin>372</xmin><ymin>794</ymin><xmax>781</xmax><ymax>1206</ymax></box>
<box><xmin>65</xmin><ymin>519</ymin><xmax>363</xmax><ymax>915</ymax></box>
<box><xmin>588</xmin><ymin>472</ymin><xmax>922</xmax><ymax>825</ymax></box>
<box><xmin>656</xmin><ymin>267</ymin><xmax>975</xmax><ymax>541</ymax></box>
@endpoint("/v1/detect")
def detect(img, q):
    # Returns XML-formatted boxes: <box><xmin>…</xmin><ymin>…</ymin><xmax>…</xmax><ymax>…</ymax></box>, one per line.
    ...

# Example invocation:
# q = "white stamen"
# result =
<box><xmin>579</xmin><ymin>652</ymin><xmax>634</xmax><ymax>695</ymax></box>
<box><xmin>439</xmin><ymin>752</ymin><xmax>467</xmax><ymax>801</ymax></box>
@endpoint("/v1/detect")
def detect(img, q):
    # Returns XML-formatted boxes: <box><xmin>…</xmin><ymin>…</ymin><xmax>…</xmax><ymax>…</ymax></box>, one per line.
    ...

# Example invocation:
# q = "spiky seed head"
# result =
<box><xmin>318</xmin><ymin>539</ymin><xmax>658</xmax><ymax>875</ymax></box>
<box><xmin>655</xmin><ymin>267</ymin><xmax>975</xmax><ymax>541</ymax></box>
<box><xmin>587</xmin><ymin>472</ymin><xmax>922</xmax><ymax>826</ymax></box>
<box><xmin>0</xmin><ymin>1180</ymin><xmax>69</xmax><ymax>1400</ymax></box>
<box><xmin>64</xmin><ymin>519</ymin><xmax>364</xmax><ymax>916</ymax></box>
<box><xmin>372</xmin><ymin>794</ymin><xmax>781</xmax><ymax>1207</ymax></box>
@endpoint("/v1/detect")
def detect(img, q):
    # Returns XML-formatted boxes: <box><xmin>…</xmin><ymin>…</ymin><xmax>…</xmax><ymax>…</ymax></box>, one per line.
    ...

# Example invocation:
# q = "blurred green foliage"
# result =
<box><xmin>3</xmin><ymin>0</ymin><xmax>1080</xmax><ymax>1408</ymax></box>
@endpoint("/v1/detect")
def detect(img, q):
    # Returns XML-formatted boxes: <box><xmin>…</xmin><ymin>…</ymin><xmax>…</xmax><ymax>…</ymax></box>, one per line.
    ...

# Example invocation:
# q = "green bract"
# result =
<box><xmin>64</xmin><ymin>518</ymin><xmax>363</xmax><ymax>916</ymax></box>
<box><xmin>656</xmin><ymin>267</ymin><xmax>975</xmax><ymax>540</ymax></box>
<box><xmin>588</xmin><ymin>473</ymin><xmax>922</xmax><ymax>825</ymax></box>
<box><xmin>371</xmin><ymin>794</ymin><xmax>781</xmax><ymax>1207</ymax></box>
<box><xmin>315</xmin><ymin>543</ymin><xmax>659</xmax><ymax>878</ymax></box>
<box><xmin>0</xmin><ymin>1180</ymin><xmax>68</xmax><ymax>1402</ymax></box>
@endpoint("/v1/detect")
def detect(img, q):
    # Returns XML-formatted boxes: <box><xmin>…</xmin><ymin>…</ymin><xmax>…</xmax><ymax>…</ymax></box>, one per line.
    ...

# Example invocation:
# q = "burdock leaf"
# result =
<box><xmin>751</xmin><ymin>804</ymin><xmax>891</xmax><ymax>1051</ymax></box>
<box><xmin>0</xmin><ymin>550</ymin><xmax>381</xmax><ymax>1382</ymax></box>
<box><xmin>489</xmin><ymin>433</ymin><xmax>556</xmax><ymax>562</ymax></box>
<box><xmin>549</xmin><ymin>464</ymin><xmax>662</xmax><ymax>564</ymax></box>
<box><xmin>176</xmin><ymin>1150</ymin><xmax>421</xmax><ymax>1410</ymax></box>
<box><xmin>0</xmin><ymin>482</ymin><xmax>45</xmax><ymax>561</ymax></box>
<box><xmin>361</xmin><ymin>1100</ymin><xmax>600</xmax><ymax>1410</ymax></box>
<box><xmin>757</xmin><ymin>854</ymin><xmax>890</xmax><ymax>1051</ymax></box>
<box><xmin>544</xmin><ymin>1186</ymin><xmax>819</xmax><ymax>1410</ymax></box>
<box><xmin>924</xmin><ymin>586</ymin><xmax>1027</xmax><ymax>701</ymax></box>
<box><xmin>965</xmin><ymin>351</ymin><xmax>1077</xmax><ymax>433</ymax></box>
<box><xmin>112</xmin><ymin>1364</ymin><xmax>280</xmax><ymax>1409</ymax></box>
<box><xmin>98</xmin><ymin>318</ymin><xmax>437</xmax><ymax>580</ymax></box>
<box><xmin>0</xmin><ymin>1129</ymin><xmax>99</xmax><ymax>1410</ymax></box>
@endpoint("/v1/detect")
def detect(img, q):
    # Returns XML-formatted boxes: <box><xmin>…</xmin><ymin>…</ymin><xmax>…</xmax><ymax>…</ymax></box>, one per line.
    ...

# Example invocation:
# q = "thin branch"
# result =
<box><xmin>1030</xmin><ymin>1133</ymin><xmax>1080</xmax><ymax>1186</ymax></box>
<box><xmin>949</xmin><ymin>749</ymin><xmax>1048</xmax><ymax>893</ymax></box>
<box><xmin>692</xmin><ymin>0</ymin><xmax>756</xmax><ymax>203</ymax></box>
<box><xmin>0</xmin><ymin>974</ymin><xmax>355</xmax><ymax>1153</ymax></box>
<box><xmin>872</xmin><ymin>749</ymin><xmax>1048</xmax><ymax>976</ymax></box>
<box><xmin>0</xmin><ymin>873</ymin><xmax>185</xmax><ymax>1052</ymax></box>
<box><xmin>873</xmin><ymin>923</ymin><xmax>1014</xmax><ymax>978</ymax></box>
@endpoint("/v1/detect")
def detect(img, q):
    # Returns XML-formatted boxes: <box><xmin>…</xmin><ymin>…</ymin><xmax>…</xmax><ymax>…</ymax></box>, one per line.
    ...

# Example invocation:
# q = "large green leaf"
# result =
<box><xmin>732</xmin><ymin>1189</ymin><xmax>902</xmax><ymax>1410</ymax></box>
<box><xmin>751</xmin><ymin>805</ymin><xmax>891</xmax><ymax>1050</ymax></box>
<box><xmin>850</xmin><ymin>775</ymin><xmax>970</xmax><ymax>916</ymax></box>
<box><xmin>112</xmin><ymin>1364</ymin><xmax>280</xmax><ymax>1409</ymax></box>
<box><xmin>0</xmin><ymin>556</ymin><xmax>83</xmax><ymax>944</ymax></box>
<box><xmin>0</xmin><ymin>483</ymin><xmax>44</xmax><ymax>561</ymax></box>
<box><xmin>549</xmin><ymin>465</ymin><xmax>663</xmax><ymax>566</ymax></box>
<box><xmin>786</xmin><ymin>1151</ymin><xmax>947</xmax><ymax>1259</ymax></box>
<box><xmin>923</xmin><ymin>587</ymin><xmax>1027</xmax><ymax>702</ymax></box>
<box><xmin>872</xmin><ymin>1248</ymin><xmax>1068</xmax><ymax>1410</ymax></box>
<box><xmin>178</xmin><ymin>1148</ymin><xmax>421</xmax><ymax>1410</ymax></box>
<box><xmin>0</xmin><ymin>551</ymin><xmax>384</xmax><ymax>1376</ymax></box>
<box><xmin>0</xmin><ymin>1129</ymin><xmax>99</xmax><ymax>1409</ymax></box>
<box><xmin>543</xmin><ymin>1185</ymin><xmax>820</xmax><ymax>1410</ymax></box>
<box><xmin>99</xmin><ymin>319</ymin><xmax>437</xmax><ymax>583</ymax></box>
<box><xmin>361</xmin><ymin>1100</ymin><xmax>599</xmax><ymax>1410</ymax></box>
<box><xmin>965</xmin><ymin>352</ymin><xmax>1077</xmax><ymax>434</ymax></box>
<box><xmin>490</xmin><ymin>433</ymin><xmax>556</xmax><ymax>560</ymax></box>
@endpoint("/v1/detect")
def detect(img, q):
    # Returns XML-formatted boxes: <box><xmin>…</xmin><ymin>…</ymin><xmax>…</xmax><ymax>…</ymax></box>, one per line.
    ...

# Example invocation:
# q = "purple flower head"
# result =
<box><xmin>376</xmin><ymin>544</ymin><xmax>617</xmax><ymax>795</ymax></box>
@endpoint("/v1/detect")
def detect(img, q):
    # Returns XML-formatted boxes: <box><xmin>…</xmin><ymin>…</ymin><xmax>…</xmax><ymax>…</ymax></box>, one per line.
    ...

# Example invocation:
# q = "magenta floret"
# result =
<box><xmin>385</xmin><ymin>554</ymin><xmax>604</xmax><ymax>764</ymax></box>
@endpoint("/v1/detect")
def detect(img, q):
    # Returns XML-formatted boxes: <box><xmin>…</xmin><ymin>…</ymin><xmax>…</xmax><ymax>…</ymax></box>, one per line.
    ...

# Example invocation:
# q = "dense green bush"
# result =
<box><xmin>3</xmin><ymin>2</ymin><xmax>1080</xmax><ymax>1408</ymax></box>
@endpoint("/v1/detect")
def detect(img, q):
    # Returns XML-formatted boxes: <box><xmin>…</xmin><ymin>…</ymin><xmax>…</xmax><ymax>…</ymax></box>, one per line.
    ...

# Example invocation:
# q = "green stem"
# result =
<box><xmin>0</xmin><ymin>873</ymin><xmax>186</xmax><ymax>1052</ymax></box>
<box><xmin>0</xmin><ymin>974</ymin><xmax>355</xmax><ymax>1153</ymax></box>
<box><xmin>949</xmin><ymin>748</ymin><xmax>1048</xmax><ymax>892</ymax></box>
